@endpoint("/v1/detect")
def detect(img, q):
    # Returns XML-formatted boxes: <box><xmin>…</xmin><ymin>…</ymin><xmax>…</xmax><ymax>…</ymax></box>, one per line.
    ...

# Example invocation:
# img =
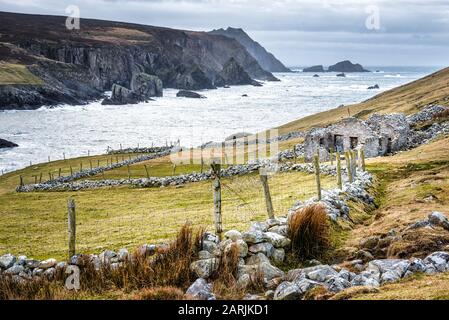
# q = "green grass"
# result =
<box><xmin>0</xmin><ymin>169</ymin><xmax>336</xmax><ymax>260</ymax></box>
<box><xmin>0</xmin><ymin>63</ymin><xmax>43</xmax><ymax>85</ymax></box>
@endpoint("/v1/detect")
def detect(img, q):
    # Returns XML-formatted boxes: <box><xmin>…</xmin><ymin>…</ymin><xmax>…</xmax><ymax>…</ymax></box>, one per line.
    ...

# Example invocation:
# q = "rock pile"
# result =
<box><xmin>406</xmin><ymin>105</ymin><xmax>448</xmax><ymax>126</ymax></box>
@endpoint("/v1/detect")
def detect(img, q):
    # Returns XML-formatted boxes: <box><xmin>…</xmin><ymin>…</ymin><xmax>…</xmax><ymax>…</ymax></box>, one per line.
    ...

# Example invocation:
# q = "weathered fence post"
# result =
<box><xmin>63</xmin><ymin>152</ymin><xmax>66</xmax><ymax>160</ymax></box>
<box><xmin>89</xmin><ymin>160</ymin><xmax>93</xmax><ymax>170</ymax></box>
<box><xmin>97</xmin><ymin>159</ymin><xmax>100</xmax><ymax>167</ymax></box>
<box><xmin>127</xmin><ymin>164</ymin><xmax>131</xmax><ymax>180</ymax></box>
<box><xmin>144</xmin><ymin>164</ymin><xmax>150</xmax><ymax>179</ymax></box>
<box><xmin>336</xmin><ymin>152</ymin><xmax>342</xmax><ymax>189</ymax></box>
<box><xmin>345</xmin><ymin>151</ymin><xmax>353</xmax><ymax>183</ymax></box>
<box><xmin>211</xmin><ymin>162</ymin><xmax>223</xmax><ymax>241</ymax></box>
<box><xmin>19</xmin><ymin>175</ymin><xmax>24</xmax><ymax>187</ymax></box>
<box><xmin>34</xmin><ymin>175</ymin><xmax>37</xmax><ymax>184</ymax></box>
<box><xmin>58</xmin><ymin>168</ymin><xmax>62</xmax><ymax>177</ymax></box>
<box><xmin>172</xmin><ymin>164</ymin><xmax>177</xmax><ymax>175</ymax></box>
<box><xmin>314</xmin><ymin>153</ymin><xmax>322</xmax><ymax>201</ymax></box>
<box><xmin>200</xmin><ymin>146</ymin><xmax>204</xmax><ymax>173</ymax></box>
<box><xmin>351</xmin><ymin>151</ymin><xmax>357</xmax><ymax>178</ymax></box>
<box><xmin>39</xmin><ymin>172</ymin><xmax>42</xmax><ymax>183</ymax></box>
<box><xmin>361</xmin><ymin>149</ymin><xmax>366</xmax><ymax>171</ymax></box>
<box><xmin>70</xmin><ymin>166</ymin><xmax>73</xmax><ymax>176</ymax></box>
<box><xmin>67</xmin><ymin>198</ymin><xmax>76</xmax><ymax>259</ymax></box>
<box><xmin>48</xmin><ymin>171</ymin><xmax>52</xmax><ymax>181</ymax></box>
<box><xmin>259</xmin><ymin>170</ymin><xmax>275</xmax><ymax>219</ymax></box>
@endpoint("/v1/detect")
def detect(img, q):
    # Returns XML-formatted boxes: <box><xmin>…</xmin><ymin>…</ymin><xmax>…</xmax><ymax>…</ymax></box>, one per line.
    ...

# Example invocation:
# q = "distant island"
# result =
<box><xmin>303</xmin><ymin>60</ymin><xmax>370</xmax><ymax>73</ymax></box>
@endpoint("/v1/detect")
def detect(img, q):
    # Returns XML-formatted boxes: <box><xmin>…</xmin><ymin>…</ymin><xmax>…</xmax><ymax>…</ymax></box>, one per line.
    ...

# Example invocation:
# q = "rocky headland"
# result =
<box><xmin>0</xmin><ymin>11</ymin><xmax>282</xmax><ymax>110</ymax></box>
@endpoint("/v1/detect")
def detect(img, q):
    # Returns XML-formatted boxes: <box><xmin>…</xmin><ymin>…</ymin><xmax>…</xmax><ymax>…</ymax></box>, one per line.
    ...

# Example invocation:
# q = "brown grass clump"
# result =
<box><xmin>0</xmin><ymin>224</ymin><xmax>203</xmax><ymax>300</ymax></box>
<box><xmin>288</xmin><ymin>204</ymin><xmax>331</xmax><ymax>260</ymax></box>
<box><xmin>133</xmin><ymin>286</ymin><xmax>186</xmax><ymax>300</ymax></box>
<box><xmin>329</xmin><ymin>286</ymin><xmax>380</xmax><ymax>300</ymax></box>
<box><xmin>210</xmin><ymin>243</ymin><xmax>245</xmax><ymax>299</ymax></box>
<box><xmin>387</xmin><ymin>228</ymin><xmax>449</xmax><ymax>259</ymax></box>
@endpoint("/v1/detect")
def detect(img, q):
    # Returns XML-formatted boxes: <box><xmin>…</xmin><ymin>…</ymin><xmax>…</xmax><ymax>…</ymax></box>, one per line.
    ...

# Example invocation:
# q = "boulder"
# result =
<box><xmin>326</xmin><ymin>277</ymin><xmax>352</xmax><ymax>292</ymax></box>
<box><xmin>246</xmin><ymin>253</ymin><xmax>270</xmax><ymax>266</ymax></box>
<box><xmin>5</xmin><ymin>264</ymin><xmax>24</xmax><ymax>275</ymax></box>
<box><xmin>264</xmin><ymin>232</ymin><xmax>291</xmax><ymax>248</ymax></box>
<box><xmin>336</xmin><ymin>73</ymin><xmax>346</xmax><ymax>77</ymax></box>
<box><xmin>273</xmin><ymin>281</ymin><xmax>301</xmax><ymax>300</ymax></box>
<box><xmin>0</xmin><ymin>138</ymin><xmax>18</xmax><ymax>149</ymax></box>
<box><xmin>176</xmin><ymin>90</ymin><xmax>206</xmax><ymax>99</ymax></box>
<box><xmin>367</xmin><ymin>259</ymin><xmax>409</xmax><ymax>278</ymax></box>
<box><xmin>130</xmin><ymin>73</ymin><xmax>163</xmax><ymax>98</ymax></box>
<box><xmin>423</xmin><ymin>252</ymin><xmax>449</xmax><ymax>272</ymax></box>
<box><xmin>38</xmin><ymin>258</ymin><xmax>57</xmax><ymax>269</ymax></box>
<box><xmin>272</xmin><ymin>249</ymin><xmax>285</xmax><ymax>264</ymax></box>
<box><xmin>202</xmin><ymin>240</ymin><xmax>219</xmax><ymax>254</ymax></box>
<box><xmin>242</xmin><ymin>230</ymin><xmax>267</xmax><ymax>244</ymax></box>
<box><xmin>428</xmin><ymin>212</ymin><xmax>449</xmax><ymax>231</ymax></box>
<box><xmin>198</xmin><ymin>250</ymin><xmax>214</xmax><ymax>260</ymax></box>
<box><xmin>186</xmin><ymin>278</ymin><xmax>215</xmax><ymax>300</ymax></box>
<box><xmin>102</xmin><ymin>84</ymin><xmax>140</xmax><ymax>105</ymax></box>
<box><xmin>306</xmin><ymin>265</ymin><xmax>339</xmax><ymax>282</ymax></box>
<box><xmin>367</xmin><ymin>84</ymin><xmax>380</xmax><ymax>90</ymax></box>
<box><xmin>248</xmin><ymin>242</ymin><xmax>275</xmax><ymax>257</ymax></box>
<box><xmin>190</xmin><ymin>258</ymin><xmax>219</xmax><ymax>279</ymax></box>
<box><xmin>224</xmin><ymin>230</ymin><xmax>243</xmax><ymax>241</ymax></box>
<box><xmin>224</xmin><ymin>240</ymin><xmax>248</xmax><ymax>258</ymax></box>
<box><xmin>0</xmin><ymin>254</ymin><xmax>16</xmax><ymax>269</ymax></box>
<box><xmin>118</xmin><ymin>248</ymin><xmax>129</xmax><ymax>262</ymax></box>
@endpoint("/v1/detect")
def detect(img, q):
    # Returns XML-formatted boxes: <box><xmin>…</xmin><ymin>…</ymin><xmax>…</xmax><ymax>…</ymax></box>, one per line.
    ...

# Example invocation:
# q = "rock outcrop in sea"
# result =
<box><xmin>328</xmin><ymin>60</ymin><xmax>370</xmax><ymax>73</ymax></box>
<box><xmin>214</xmin><ymin>58</ymin><xmax>262</xmax><ymax>87</ymax></box>
<box><xmin>0</xmin><ymin>138</ymin><xmax>18</xmax><ymax>149</ymax></box>
<box><xmin>303</xmin><ymin>65</ymin><xmax>325</xmax><ymax>72</ymax></box>
<box><xmin>176</xmin><ymin>90</ymin><xmax>206</xmax><ymax>99</ymax></box>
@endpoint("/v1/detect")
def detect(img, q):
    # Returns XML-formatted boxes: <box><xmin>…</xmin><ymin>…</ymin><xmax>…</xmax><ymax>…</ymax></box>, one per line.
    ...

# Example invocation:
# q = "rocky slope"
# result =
<box><xmin>0</xmin><ymin>11</ymin><xmax>278</xmax><ymax>110</ymax></box>
<box><xmin>209</xmin><ymin>27</ymin><xmax>291</xmax><ymax>73</ymax></box>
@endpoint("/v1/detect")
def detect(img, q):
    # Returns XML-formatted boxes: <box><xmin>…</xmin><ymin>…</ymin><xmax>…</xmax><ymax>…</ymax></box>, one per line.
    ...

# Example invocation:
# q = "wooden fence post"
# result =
<box><xmin>97</xmin><ymin>159</ymin><xmax>100</xmax><ymax>167</ymax></box>
<box><xmin>39</xmin><ymin>172</ymin><xmax>42</xmax><ymax>183</ymax></box>
<box><xmin>336</xmin><ymin>152</ymin><xmax>342</xmax><ymax>189</ymax></box>
<box><xmin>172</xmin><ymin>164</ymin><xmax>177</xmax><ymax>176</ymax></box>
<box><xmin>34</xmin><ymin>175</ymin><xmax>37</xmax><ymax>184</ymax></box>
<box><xmin>345</xmin><ymin>151</ymin><xmax>353</xmax><ymax>183</ymax></box>
<box><xmin>127</xmin><ymin>164</ymin><xmax>131</xmax><ymax>180</ymax></box>
<box><xmin>144</xmin><ymin>164</ymin><xmax>150</xmax><ymax>179</ymax></box>
<box><xmin>58</xmin><ymin>168</ymin><xmax>62</xmax><ymax>177</ymax></box>
<box><xmin>330</xmin><ymin>147</ymin><xmax>334</xmax><ymax>166</ymax></box>
<box><xmin>70</xmin><ymin>166</ymin><xmax>73</xmax><ymax>176</ymax></box>
<box><xmin>351</xmin><ymin>151</ymin><xmax>357</xmax><ymax>178</ymax></box>
<box><xmin>19</xmin><ymin>175</ymin><xmax>23</xmax><ymax>187</ymax></box>
<box><xmin>67</xmin><ymin>198</ymin><xmax>76</xmax><ymax>259</ymax></box>
<box><xmin>211</xmin><ymin>162</ymin><xmax>222</xmax><ymax>241</ymax></box>
<box><xmin>48</xmin><ymin>172</ymin><xmax>52</xmax><ymax>181</ymax></box>
<box><xmin>259</xmin><ymin>171</ymin><xmax>275</xmax><ymax>219</ymax></box>
<box><xmin>89</xmin><ymin>160</ymin><xmax>93</xmax><ymax>170</ymax></box>
<box><xmin>314</xmin><ymin>153</ymin><xmax>322</xmax><ymax>201</ymax></box>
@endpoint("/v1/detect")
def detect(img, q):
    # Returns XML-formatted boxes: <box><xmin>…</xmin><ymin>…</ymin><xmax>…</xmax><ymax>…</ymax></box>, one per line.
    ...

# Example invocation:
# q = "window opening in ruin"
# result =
<box><xmin>333</xmin><ymin>135</ymin><xmax>344</xmax><ymax>152</ymax></box>
<box><xmin>350</xmin><ymin>137</ymin><xmax>358</xmax><ymax>150</ymax></box>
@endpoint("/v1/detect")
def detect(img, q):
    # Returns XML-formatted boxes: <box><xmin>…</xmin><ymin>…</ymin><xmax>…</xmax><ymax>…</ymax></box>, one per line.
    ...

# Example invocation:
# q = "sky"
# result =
<box><xmin>1</xmin><ymin>0</ymin><xmax>449</xmax><ymax>67</ymax></box>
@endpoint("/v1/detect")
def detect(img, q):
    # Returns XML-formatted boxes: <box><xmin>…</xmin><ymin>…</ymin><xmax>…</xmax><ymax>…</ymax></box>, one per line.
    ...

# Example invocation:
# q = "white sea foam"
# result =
<box><xmin>0</xmin><ymin>67</ymin><xmax>436</xmax><ymax>172</ymax></box>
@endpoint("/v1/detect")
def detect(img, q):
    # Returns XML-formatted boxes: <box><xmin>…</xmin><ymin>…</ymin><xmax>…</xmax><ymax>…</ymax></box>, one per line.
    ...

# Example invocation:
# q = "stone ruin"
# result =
<box><xmin>304</xmin><ymin>114</ymin><xmax>410</xmax><ymax>162</ymax></box>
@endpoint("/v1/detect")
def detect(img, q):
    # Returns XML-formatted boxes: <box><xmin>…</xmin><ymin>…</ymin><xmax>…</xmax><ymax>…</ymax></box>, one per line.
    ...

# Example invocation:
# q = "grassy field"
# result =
<box><xmin>276</xmin><ymin>67</ymin><xmax>449</xmax><ymax>135</ymax></box>
<box><xmin>0</xmin><ymin>63</ymin><xmax>43</xmax><ymax>85</ymax></box>
<box><xmin>0</xmin><ymin>166</ymin><xmax>335</xmax><ymax>260</ymax></box>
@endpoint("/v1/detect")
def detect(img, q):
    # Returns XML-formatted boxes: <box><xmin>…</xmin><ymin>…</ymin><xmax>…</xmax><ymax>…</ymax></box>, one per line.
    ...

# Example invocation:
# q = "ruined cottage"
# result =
<box><xmin>304</xmin><ymin>114</ymin><xmax>410</xmax><ymax>162</ymax></box>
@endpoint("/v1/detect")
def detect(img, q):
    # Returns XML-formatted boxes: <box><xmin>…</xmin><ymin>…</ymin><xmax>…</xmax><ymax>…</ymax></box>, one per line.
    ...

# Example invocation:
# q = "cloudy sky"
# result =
<box><xmin>1</xmin><ymin>0</ymin><xmax>449</xmax><ymax>67</ymax></box>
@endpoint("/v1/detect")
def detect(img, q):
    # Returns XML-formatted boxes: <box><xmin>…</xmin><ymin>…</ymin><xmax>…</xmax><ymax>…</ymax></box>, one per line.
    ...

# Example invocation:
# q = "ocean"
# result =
<box><xmin>0</xmin><ymin>66</ymin><xmax>439</xmax><ymax>173</ymax></box>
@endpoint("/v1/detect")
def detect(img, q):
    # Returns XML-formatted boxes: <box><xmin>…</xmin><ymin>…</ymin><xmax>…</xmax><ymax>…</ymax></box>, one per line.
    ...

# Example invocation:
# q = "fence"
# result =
<box><xmin>6</xmin><ymin>147</ymin><xmax>365</xmax><ymax>260</ymax></box>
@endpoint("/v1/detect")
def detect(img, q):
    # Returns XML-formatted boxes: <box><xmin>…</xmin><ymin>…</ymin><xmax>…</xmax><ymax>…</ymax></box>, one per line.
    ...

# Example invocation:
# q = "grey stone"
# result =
<box><xmin>99</xmin><ymin>250</ymin><xmax>117</xmax><ymax>263</ymax></box>
<box><xmin>39</xmin><ymin>258</ymin><xmax>57</xmax><ymax>269</ymax></box>
<box><xmin>17</xmin><ymin>255</ymin><xmax>27</xmax><ymax>266</ymax></box>
<box><xmin>424</xmin><ymin>252</ymin><xmax>449</xmax><ymax>272</ymax></box>
<box><xmin>118</xmin><ymin>248</ymin><xmax>129</xmax><ymax>262</ymax></box>
<box><xmin>190</xmin><ymin>258</ymin><xmax>219</xmax><ymax>279</ymax></box>
<box><xmin>338</xmin><ymin>269</ymin><xmax>356</xmax><ymax>282</ymax></box>
<box><xmin>367</xmin><ymin>259</ymin><xmax>409</xmax><ymax>277</ymax></box>
<box><xmin>258</xmin><ymin>262</ymin><xmax>285</xmax><ymax>281</ymax></box>
<box><xmin>242</xmin><ymin>230</ymin><xmax>267</xmax><ymax>244</ymax></box>
<box><xmin>267</xmin><ymin>225</ymin><xmax>288</xmax><ymax>237</ymax></box>
<box><xmin>25</xmin><ymin>259</ymin><xmax>40</xmax><ymax>269</ymax></box>
<box><xmin>273</xmin><ymin>281</ymin><xmax>301</xmax><ymax>300</ymax></box>
<box><xmin>380</xmin><ymin>270</ymin><xmax>401</xmax><ymax>284</ymax></box>
<box><xmin>306</xmin><ymin>265</ymin><xmax>339</xmax><ymax>282</ymax></box>
<box><xmin>272</xmin><ymin>249</ymin><xmax>285</xmax><ymax>264</ymax></box>
<box><xmin>360</xmin><ymin>236</ymin><xmax>380</xmax><ymax>250</ymax></box>
<box><xmin>224</xmin><ymin>239</ymin><xmax>248</xmax><ymax>258</ymax></box>
<box><xmin>198</xmin><ymin>250</ymin><xmax>214</xmax><ymax>260</ymax></box>
<box><xmin>0</xmin><ymin>254</ymin><xmax>16</xmax><ymax>269</ymax></box>
<box><xmin>5</xmin><ymin>264</ymin><xmax>24</xmax><ymax>275</ymax></box>
<box><xmin>264</xmin><ymin>232</ymin><xmax>291</xmax><ymax>248</ymax></box>
<box><xmin>246</xmin><ymin>253</ymin><xmax>270</xmax><ymax>266</ymax></box>
<box><xmin>43</xmin><ymin>267</ymin><xmax>56</xmax><ymax>279</ymax></box>
<box><xmin>407</xmin><ymin>258</ymin><xmax>427</xmax><ymax>273</ymax></box>
<box><xmin>186</xmin><ymin>278</ymin><xmax>215</xmax><ymax>300</ymax></box>
<box><xmin>202</xmin><ymin>240</ymin><xmax>218</xmax><ymax>254</ymax></box>
<box><xmin>326</xmin><ymin>277</ymin><xmax>352</xmax><ymax>292</ymax></box>
<box><xmin>428</xmin><ymin>212</ymin><xmax>449</xmax><ymax>230</ymax></box>
<box><xmin>248</xmin><ymin>242</ymin><xmax>275</xmax><ymax>257</ymax></box>
<box><xmin>224</xmin><ymin>230</ymin><xmax>242</xmax><ymax>241</ymax></box>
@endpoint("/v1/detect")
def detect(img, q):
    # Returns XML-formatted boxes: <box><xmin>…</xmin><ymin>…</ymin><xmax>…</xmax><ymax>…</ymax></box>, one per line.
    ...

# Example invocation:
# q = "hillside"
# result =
<box><xmin>278</xmin><ymin>66</ymin><xmax>449</xmax><ymax>134</ymax></box>
<box><xmin>0</xmin><ymin>11</ymin><xmax>278</xmax><ymax>110</ymax></box>
<box><xmin>209</xmin><ymin>27</ymin><xmax>291</xmax><ymax>73</ymax></box>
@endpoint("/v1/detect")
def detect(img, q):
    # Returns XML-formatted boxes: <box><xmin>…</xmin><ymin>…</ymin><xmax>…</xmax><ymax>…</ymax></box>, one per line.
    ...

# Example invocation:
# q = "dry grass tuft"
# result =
<box><xmin>133</xmin><ymin>286</ymin><xmax>186</xmax><ymax>300</ymax></box>
<box><xmin>387</xmin><ymin>227</ymin><xmax>449</xmax><ymax>259</ymax></box>
<box><xmin>288</xmin><ymin>204</ymin><xmax>331</xmax><ymax>260</ymax></box>
<box><xmin>329</xmin><ymin>286</ymin><xmax>380</xmax><ymax>300</ymax></box>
